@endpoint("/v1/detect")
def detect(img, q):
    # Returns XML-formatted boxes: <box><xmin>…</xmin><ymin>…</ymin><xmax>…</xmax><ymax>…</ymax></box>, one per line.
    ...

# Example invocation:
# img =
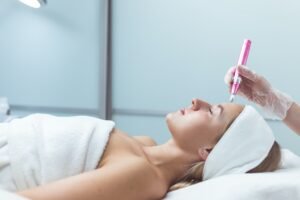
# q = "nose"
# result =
<box><xmin>191</xmin><ymin>98</ymin><xmax>211</xmax><ymax>111</ymax></box>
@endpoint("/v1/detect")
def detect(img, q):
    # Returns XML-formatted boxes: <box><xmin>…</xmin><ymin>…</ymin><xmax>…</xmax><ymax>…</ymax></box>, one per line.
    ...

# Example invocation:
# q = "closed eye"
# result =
<box><xmin>209</xmin><ymin>107</ymin><xmax>213</xmax><ymax>114</ymax></box>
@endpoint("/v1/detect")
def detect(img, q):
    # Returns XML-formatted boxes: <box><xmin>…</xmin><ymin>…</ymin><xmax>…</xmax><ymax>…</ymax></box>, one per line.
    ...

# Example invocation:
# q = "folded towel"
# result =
<box><xmin>0</xmin><ymin>132</ymin><xmax>17</xmax><ymax>191</ymax></box>
<box><xmin>165</xmin><ymin>149</ymin><xmax>300</xmax><ymax>200</ymax></box>
<box><xmin>1</xmin><ymin>114</ymin><xmax>115</xmax><ymax>191</ymax></box>
<box><xmin>203</xmin><ymin>105</ymin><xmax>275</xmax><ymax>181</ymax></box>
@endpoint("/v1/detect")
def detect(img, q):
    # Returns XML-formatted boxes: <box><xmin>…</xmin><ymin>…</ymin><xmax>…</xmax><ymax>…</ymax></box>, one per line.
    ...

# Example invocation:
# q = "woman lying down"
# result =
<box><xmin>0</xmin><ymin>98</ymin><xmax>281</xmax><ymax>200</ymax></box>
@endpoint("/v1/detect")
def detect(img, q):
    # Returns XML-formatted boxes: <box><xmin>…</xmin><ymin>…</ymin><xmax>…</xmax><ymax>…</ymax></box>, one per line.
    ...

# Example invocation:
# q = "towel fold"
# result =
<box><xmin>0</xmin><ymin>114</ymin><xmax>115</xmax><ymax>191</ymax></box>
<box><xmin>203</xmin><ymin>105</ymin><xmax>275</xmax><ymax>181</ymax></box>
<box><xmin>0</xmin><ymin>132</ymin><xmax>17</xmax><ymax>191</ymax></box>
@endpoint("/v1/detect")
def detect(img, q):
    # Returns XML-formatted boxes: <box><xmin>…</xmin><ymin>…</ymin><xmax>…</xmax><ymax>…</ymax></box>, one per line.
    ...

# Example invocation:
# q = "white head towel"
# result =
<box><xmin>203</xmin><ymin>105</ymin><xmax>275</xmax><ymax>181</ymax></box>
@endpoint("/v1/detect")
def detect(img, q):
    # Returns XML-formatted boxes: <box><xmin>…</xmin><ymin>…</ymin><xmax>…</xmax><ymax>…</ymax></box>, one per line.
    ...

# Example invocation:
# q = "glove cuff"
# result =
<box><xmin>264</xmin><ymin>88</ymin><xmax>294</xmax><ymax>120</ymax></box>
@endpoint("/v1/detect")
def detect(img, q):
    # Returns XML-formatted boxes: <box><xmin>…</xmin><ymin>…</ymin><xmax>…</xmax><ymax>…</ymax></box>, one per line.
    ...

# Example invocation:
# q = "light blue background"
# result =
<box><xmin>111</xmin><ymin>0</ymin><xmax>300</xmax><ymax>154</ymax></box>
<box><xmin>0</xmin><ymin>0</ymin><xmax>108</xmax><ymax>117</ymax></box>
<box><xmin>0</xmin><ymin>0</ymin><xmax>299</xmax><ymax>155</ymax></box>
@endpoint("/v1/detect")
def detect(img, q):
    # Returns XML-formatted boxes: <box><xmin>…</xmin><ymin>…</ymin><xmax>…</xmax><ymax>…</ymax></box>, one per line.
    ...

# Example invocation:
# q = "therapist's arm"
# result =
<box><xmin>283</xmin><ymin>102</ymin><xmax>300</xmax><ymax>135</ymax></box>
<box><xmin>224</xmin><ymin>65</ymin><xmax>299</xmax><ymax>135</ymax></box>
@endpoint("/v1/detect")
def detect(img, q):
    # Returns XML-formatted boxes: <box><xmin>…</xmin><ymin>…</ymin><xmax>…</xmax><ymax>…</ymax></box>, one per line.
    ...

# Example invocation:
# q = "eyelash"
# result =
<box><xmin>209</xmin><ymin>107</ymin><xmax>213</xmax><ymax>114</ymax></box>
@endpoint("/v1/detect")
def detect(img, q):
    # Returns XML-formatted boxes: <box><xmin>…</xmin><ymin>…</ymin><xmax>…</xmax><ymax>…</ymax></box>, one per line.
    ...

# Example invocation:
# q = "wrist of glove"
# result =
<box><xmin>260</xmin><ymin>88</ymin><xmax>293</xmax><ymax>120</ymax></box>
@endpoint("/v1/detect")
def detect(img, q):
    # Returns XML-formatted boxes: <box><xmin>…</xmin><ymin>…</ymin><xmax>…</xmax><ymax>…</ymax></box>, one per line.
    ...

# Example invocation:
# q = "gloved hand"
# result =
<box><xmin>224</xmin><ymin>65</ymin><xmax>293</xmax><ymax>120</ymax></box>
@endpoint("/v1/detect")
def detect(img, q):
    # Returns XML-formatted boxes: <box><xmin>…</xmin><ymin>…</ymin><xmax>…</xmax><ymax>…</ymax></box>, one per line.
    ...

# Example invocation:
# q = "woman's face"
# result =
<box><xmin>166</xmin><ymin>98</ymin><xmax>243</xmax><ymax>153</ymax></box>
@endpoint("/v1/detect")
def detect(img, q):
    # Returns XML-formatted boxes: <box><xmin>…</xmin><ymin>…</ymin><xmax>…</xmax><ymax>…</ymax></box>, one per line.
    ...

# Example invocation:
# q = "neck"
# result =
<box><xmin>142</xmin><ymin>139</ymin><xmax>199</xmax><ymax>186</ymax></box>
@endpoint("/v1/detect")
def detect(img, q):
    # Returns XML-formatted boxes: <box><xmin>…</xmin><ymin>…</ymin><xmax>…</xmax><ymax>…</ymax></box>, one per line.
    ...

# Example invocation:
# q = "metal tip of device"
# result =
<box><xmin>229</xmin><ymin>95</ymin><xmax>235</xmax><ymax>102</ymax></box>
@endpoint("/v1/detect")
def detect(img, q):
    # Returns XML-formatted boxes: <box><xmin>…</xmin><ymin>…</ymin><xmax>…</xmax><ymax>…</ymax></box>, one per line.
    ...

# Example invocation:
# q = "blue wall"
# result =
<box><xmin>0</xmin><ymin>0</ymin><xmax>108</xmax><ymax>117</ymax></box>
<box><xmin>111</xmin><ymin>0</ymin><xmax>300</xmax><ymax>154</ymax></box>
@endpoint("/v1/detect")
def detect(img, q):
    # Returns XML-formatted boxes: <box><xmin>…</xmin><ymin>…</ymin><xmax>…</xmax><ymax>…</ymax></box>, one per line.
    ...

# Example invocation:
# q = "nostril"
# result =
<box><xmin>192</xmin><ymin>99</ymin><xmax>196</xmax><ymax>105</ymax></box>
<box><xmin>191</xmin><ymin>99</ymin><xmax>199</xmax><ymax>110</ymax></box>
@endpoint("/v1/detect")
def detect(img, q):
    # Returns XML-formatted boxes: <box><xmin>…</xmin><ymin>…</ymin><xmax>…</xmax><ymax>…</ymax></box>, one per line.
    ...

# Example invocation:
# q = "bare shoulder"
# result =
<box><xmin>133</xmin><ymin>136</ymin><xmax>157</xmax><ymax>146</ymax></box>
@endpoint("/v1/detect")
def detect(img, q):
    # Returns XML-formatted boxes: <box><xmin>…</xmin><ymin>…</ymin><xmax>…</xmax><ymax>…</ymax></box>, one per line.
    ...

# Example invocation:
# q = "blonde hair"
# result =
<box><xmin>169</xmin><ymin>141</ymin><xmax>281</xmax><ymax>191</ymax></box>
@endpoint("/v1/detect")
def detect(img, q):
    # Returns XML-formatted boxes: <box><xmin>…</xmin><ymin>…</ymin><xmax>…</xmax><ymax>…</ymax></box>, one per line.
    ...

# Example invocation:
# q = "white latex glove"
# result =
<box><xmin>224</xmin><ymin>65</ymin><xmax>293</xmax><ymax>120</ymax></box>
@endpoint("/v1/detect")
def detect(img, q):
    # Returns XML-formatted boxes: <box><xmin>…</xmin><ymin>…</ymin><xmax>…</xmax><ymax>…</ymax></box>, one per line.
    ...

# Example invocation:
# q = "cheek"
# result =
<box><xmin>189</xmin><ymin>119</ymin><xmax>223</xmax><ymax>145</ymax></box>
<box><xmin>173</xmin><ymin>114</ymin><xmax>209</xmax><ymax>136</ymax></box>
<box><xmin>166</xmin><ymin>112</ymin><xmax>220</xmax><ymax>141</ymax></box>
<box><xmin>205</xmin><ymin>122</ymin><xmax>225</xmax><ymax>144</ymax></box>
<box><xmin>188</xmin><ymin>114</ymin><xmax>210</xmax><ymax>130</ymax></box>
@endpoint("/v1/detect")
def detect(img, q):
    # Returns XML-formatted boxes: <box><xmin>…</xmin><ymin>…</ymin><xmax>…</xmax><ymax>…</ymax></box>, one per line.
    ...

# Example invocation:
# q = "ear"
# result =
<box><xmin>197</xmin><ymin>147</ymin><xmax>212</xmax><ymax>161</ymax></box>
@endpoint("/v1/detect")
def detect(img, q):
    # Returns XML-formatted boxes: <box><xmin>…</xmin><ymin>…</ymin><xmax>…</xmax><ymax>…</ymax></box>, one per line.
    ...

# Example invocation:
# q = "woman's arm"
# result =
<box><xmin>283</xmin><ymin>102</ymin><xmax>300</xmax><ymax>135</ymax></box>
<box><xmin>18</xmin><ymin>158</ymin><xmax>164</xmax><ymax>200</ymax></box>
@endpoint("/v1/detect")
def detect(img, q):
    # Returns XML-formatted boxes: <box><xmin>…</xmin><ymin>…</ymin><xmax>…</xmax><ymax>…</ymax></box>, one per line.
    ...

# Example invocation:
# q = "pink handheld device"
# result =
<box><xmin>229</xmin><ymin>39</ymin><xmax>252</xmax><ymax>102</ymax></box>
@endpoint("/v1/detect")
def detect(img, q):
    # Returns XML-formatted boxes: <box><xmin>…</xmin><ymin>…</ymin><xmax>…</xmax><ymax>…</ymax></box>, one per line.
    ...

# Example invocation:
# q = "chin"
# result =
<box><xmin>166</xmin><ymin>111</ymin><xmax>178</xmax><ymax>123</ymax></box>
<box><xmin>165</xmin><ymin>112</ymin><xmax>172</xmax><ymax>124</ymax></box>
<box><xmin>165</xmin><ymin>113</ymin><xmax>177</xmax><ymax>136</ymax></box>
<box><xmin>166</xmin><ymin>112</ymin><xmax>173</xmax><ymax>121</ymax></box>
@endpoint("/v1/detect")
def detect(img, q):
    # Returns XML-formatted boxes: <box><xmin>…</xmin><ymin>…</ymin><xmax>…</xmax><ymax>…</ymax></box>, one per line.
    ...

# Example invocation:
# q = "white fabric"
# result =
<box><xmin>165</xmin><ymin>149</ymin><xmax>300</xmax><ymax>200</ymax></box>
<box><xmin>0</xmin><ymin>132</ymin><xmax>16</xmax><ymax>191</ymax></box>
<box><xmin>203</xmin><ymin>105</ymin><xmax>275</xmax><ymax>180</ymax></box>
<box><xmin>0</xmin><ymin>189</ymin><xmax>29</xmax><ymax>200</ymax></box>
<box><xmin>0</xmin><ymin>114</ymin><xmax>115</xmax><ymax>191</ymax></box>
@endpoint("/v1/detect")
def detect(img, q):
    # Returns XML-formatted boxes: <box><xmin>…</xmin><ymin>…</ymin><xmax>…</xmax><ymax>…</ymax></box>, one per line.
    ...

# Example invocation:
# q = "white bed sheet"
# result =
<box><xmin>164</xmin><ymin>149</ymin><xmax>300</xmax><ymax>200</ymax></box>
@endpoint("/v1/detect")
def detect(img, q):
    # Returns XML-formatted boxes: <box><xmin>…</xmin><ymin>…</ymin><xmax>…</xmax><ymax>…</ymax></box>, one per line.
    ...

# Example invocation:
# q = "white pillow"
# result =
<box><xmin>164</xmin><ymin>149</ymin><xmax>300</xmax><ymax>200</ymax></box>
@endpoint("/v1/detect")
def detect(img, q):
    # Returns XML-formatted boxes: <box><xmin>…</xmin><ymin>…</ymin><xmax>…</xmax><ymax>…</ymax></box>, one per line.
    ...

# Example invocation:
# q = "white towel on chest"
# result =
<box><xmin>1</xmin><ymin>114</ymin><xmax>115</xmax><ymax>191</ymax></box>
